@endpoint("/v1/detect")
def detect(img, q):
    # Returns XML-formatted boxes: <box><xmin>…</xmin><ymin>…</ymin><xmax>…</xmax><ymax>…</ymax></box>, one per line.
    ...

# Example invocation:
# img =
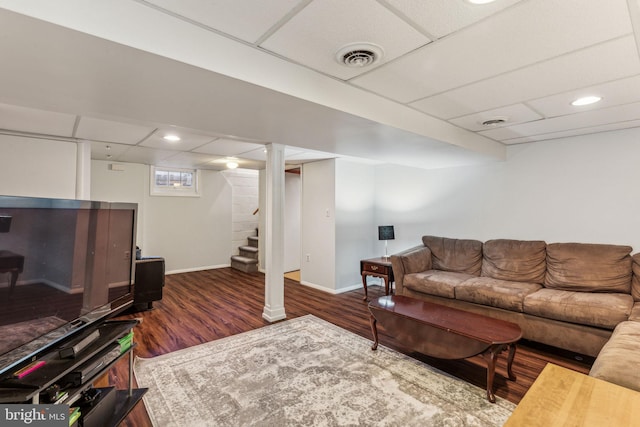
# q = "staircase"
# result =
<box><xmin>231</xmin><ymin>235</ymin><xmax>259</xmax><ymax>273</ymax></box>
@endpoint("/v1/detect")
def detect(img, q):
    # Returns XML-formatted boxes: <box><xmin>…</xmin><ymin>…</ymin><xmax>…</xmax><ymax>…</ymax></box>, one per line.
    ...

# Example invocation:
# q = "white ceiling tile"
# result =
<box><xmin>352</xmin><ymin>0</ymin><xmax>634</xmax><ymax>102</ymax></box>
<box><xmin>382</xmin><ymin>0</ymin><xmax>523</xmax><ymax>39</ymax></box>
<box><xmin>449</xmin><ymin>104</ymin><xmax>543</xmax><ymax>132</ymax></box>
<box><xmin>142</xmin><ymin>0</ymin><xmax>305</xmax><ymax>44</ymax></box>
<box><xmin>75</xmin><ymin>116</ymin><xmax>156</xmax><ymax>144</ymax></box>
<box><xmin>527</xmin><ymin>75</ymin><xmax>640</xmax><ymax>118</ymax></box>
<box><xmin>502</xmin><ymin>120</ymin><xmax>640</xmax><ymax>144</ymax></box>
<box><xmin>193</xmin><ymin>138</ymin><xmax>264</xmax><ymax>156</ymax></box>
<box><xmin>285</xmin><ymin>150</ymin><xmax>339</xmax><ymax>161</ymax></box>
<box><xmin>156</xmin><ymin>151</ymin><xmax>221</xmax><ymax>168</ymax></box>
<box><xmin>260</xmin><ymin>0</ymin><xmax>431</xmax><ymax>80</ymax></box>
<box><xmin>237</xmin><ymin>147</ymin><xmax>308</xmax><ymax>161</ymax></box>
<box><xmin>115</xmin><ymin>146</ymin><xmax>176</xmax><ymax>164</ymax></box>
<box><xmin>0</xmin><ymin>103</ymin><xmax>76</xmax><ymax>136</ymax></box>
<box><xmin>239</xmin><ymin>147</ymin><xmax>269</xmax><ymax>161</ymax></box>
<box><xmin>140</xmin><ymin>129</ymin><xmax>215</xmax><ymax>151</ymax></box>
<box><xmin>409</xmin><ymin>36</ymin><xmax>640</xmax><ymax>119</ymax></box>
<box><xmin>90</xmin><ymin>141</ymin><xmax>131</xmax><ymax>161</ymax></box>
<box><xmin>479</xmin><ymin>102</ymin><xmax>640</xmax><ymax>140</ymax></box>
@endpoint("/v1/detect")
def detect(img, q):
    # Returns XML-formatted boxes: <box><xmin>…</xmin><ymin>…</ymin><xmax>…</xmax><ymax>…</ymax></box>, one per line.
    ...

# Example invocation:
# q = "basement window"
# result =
<box><xmin>150</xmin><ymin>166</ymin><xmax>200</xmax><ymax>197</ymax></box>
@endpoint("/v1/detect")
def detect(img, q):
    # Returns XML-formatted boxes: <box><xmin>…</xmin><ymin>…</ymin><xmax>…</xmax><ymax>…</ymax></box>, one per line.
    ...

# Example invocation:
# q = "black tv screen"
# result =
<box><xmin>0</xmin><ymin>196</ymin><xmax>136</xmax><ymax>376</ymax></box>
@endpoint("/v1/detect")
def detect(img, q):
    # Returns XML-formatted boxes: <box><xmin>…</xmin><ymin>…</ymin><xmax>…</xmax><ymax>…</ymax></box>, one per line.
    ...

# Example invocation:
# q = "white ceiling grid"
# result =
<box><xmin>0</xmin><ymin>0</ymin><xmax>638</xmax><ymax>169</ymax></box>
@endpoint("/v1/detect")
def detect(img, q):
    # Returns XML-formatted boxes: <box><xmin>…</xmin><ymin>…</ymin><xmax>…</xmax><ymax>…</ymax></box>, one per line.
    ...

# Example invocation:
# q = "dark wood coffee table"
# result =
<box><xmin>368</xmin><ymin>295</ymin><xmax>522</xmax><ymax>403</ymax></box>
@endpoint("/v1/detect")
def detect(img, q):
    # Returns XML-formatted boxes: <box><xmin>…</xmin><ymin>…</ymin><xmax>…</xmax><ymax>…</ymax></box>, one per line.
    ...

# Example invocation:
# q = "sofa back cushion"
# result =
<box><xmin>481</xmin><ymin>239</ymin><xmax>546</xmax><ymax>284</ymax></box>
<box><xmin>422</xmin><ymin>236</ymin><xmax>482</xmax><ymax>276</ymax></box>
<box><xmin>545</xmin><ymin>243</ymin><xmax>632</xmax><ymax>293</ymax></box>
<box><xmin>632</xmin><ymin>253</ymin><xmax>640</xmax><ymax>301</ymax></box>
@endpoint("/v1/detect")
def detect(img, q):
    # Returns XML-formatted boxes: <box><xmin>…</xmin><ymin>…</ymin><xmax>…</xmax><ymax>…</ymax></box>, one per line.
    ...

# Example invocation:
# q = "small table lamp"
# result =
<box><xmin>378</xmin><ymin>225</ymin><xmax>395</xmax><ymax>259</ymax></box>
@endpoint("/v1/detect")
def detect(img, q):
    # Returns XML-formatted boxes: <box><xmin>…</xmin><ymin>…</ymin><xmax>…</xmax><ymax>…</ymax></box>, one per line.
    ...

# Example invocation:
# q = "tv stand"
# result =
<box><xmin>0</xmin><ymin>319</ymin><xmax>146</xmax><ymax>426</ymax></box>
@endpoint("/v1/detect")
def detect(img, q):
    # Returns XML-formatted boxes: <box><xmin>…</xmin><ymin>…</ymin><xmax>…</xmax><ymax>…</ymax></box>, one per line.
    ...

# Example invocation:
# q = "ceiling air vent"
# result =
<box><xmin>480</xmin><ymin>116</ymin><xmax>509</xmax><ymax>127</ymax></box>
<box><xmin>336</xmin><ymin>43</ymin><xmax>383</xmax><ymax>68</ymax></box>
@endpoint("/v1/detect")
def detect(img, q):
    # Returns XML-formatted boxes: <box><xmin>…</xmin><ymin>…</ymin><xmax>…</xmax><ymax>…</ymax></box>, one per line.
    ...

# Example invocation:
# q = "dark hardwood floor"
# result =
<box><xmin>112</xmin><ymin>268</ymin><xmax>594</xmax><ymax>426</ymax></box>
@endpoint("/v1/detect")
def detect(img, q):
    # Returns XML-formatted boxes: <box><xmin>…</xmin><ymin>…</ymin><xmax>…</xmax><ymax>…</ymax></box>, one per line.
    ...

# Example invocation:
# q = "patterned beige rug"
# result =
<box><xmin>134</xmin><ymin>315</ymin><xmax>515</xmax><ymax>426</ymax></box>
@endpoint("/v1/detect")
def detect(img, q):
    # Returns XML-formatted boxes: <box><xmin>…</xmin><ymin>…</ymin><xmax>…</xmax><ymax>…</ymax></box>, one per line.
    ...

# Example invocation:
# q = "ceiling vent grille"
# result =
<box><xmin>481</xmin><ymin>116</ymin><xmax>509</xmax><ymax>127</ymax></box>
<box><xmin>336</xmin><ymin>43</ymin><xmax>383</xmax><ymax>68</ymax></box>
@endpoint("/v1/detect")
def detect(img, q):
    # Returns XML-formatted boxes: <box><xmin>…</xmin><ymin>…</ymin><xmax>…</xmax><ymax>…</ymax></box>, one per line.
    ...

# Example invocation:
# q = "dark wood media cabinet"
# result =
<box><xmin>0</xmin><ymin>319</ymin><xmax>146</xmax><ymax>426</ymax></box>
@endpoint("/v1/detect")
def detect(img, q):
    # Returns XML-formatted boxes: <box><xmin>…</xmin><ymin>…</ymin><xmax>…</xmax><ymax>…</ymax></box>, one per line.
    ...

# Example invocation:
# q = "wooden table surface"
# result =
<box><xmin>504</xmin><ymin>363</ymin><xmax>640</xmax><ymax>427</ymax></box>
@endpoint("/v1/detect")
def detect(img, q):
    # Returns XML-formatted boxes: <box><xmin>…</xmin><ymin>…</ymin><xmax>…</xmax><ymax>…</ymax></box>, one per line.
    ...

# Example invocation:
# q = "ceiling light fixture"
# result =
<box><xmin>225</xmin><ymin>157</ymin><xmax>239</xmax><ymax>169</ymax></box>
<box><xmin>336</xmin><ymin>43</ymin><xmax>384</xmax><ymax>68</ymax></box>
<box><xmin>466</xmin><ymin>0</ymin><xmax>497</xmax><ymax>4</ymax></box>
<box><xmin>163</xmin><ymin>134</ymin><xmax>181</xmax><ymax>142</ymax></box>
<box><xmin>571</xmin><ymin>96</ymin><xmax>602</xmax><ymax>106</ymax></box>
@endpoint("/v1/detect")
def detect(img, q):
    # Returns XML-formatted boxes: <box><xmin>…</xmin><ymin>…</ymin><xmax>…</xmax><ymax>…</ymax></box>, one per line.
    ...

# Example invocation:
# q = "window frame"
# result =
<box><xmin>150</xmin><ymin>166</ymin><xmax>200</xmax><ymax>197</ymax></box>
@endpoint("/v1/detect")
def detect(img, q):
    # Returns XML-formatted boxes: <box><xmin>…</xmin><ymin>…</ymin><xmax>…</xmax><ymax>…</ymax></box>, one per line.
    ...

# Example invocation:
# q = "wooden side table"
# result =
<box><xmin>360</xmin><ymin>257</ymin><xmax>394</xmax><ymax>301</ymax></box>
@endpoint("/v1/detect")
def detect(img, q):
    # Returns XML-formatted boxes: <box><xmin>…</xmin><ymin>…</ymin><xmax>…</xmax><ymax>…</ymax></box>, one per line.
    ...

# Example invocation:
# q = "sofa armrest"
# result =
<box><xmin>390</xmin><ymin>245</ymin><xmax>432</xmax><ymax>295</ymax></box>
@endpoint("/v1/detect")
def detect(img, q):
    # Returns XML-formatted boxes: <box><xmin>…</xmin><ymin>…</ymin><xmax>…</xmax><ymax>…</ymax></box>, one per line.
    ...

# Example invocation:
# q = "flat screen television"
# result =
<box><xmin>0</xmin><ymin>195</ymin><xmax>137</xmax><ymax>377</ymax></box>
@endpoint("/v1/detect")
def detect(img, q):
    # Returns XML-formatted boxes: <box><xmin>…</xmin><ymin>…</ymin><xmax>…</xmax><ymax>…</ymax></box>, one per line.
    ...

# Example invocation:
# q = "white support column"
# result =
<box><xmin>76</xmin><ymin>140</ymin><xmax>91</xmax><ymax>200</ymax></box>
<box><xmin>262</xmin><ymin>143</ymin><xmax>286</xmax><ymax>322</ymax></box>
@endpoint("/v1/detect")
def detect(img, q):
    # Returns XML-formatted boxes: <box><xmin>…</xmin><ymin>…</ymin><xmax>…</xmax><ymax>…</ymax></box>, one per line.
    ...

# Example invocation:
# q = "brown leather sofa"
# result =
<box><xmin>391</xmin><ymin>236</ymin><xmax>640</xmax><ymax>358</ymax></box>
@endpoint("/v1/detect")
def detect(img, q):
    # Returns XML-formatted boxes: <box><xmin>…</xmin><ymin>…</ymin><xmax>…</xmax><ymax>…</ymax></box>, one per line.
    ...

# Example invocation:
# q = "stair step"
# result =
<box><xmin>247</xmin><ymin>236</ymin><xmax>259</xmax><ymax>248</ymax></box>
<box><xmin>231</xmin><ymin>255</ymin><xmax>258</xmax><ymax>264</ymax></box>
<box><xmin>230</xmin><ymin>256</ymin><xmax>258</xmax><ymax>273</ymax></box>
<box><xmin>239</xmin><ymin>245</ymin><xmax>258</xmax><ymax>253</ymax></box>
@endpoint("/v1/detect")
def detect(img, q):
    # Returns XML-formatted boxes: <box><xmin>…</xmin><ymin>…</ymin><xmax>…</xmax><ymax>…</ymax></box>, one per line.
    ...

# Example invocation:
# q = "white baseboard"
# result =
<box><xmin>166</xmin><ymin>264</ymin><xmax>230</xmax><ymax>275</ymax></box>
<box><xmin>299</xmin><ymin>280</ymin><xmax>374</xmax><ymax>295</ymax></box>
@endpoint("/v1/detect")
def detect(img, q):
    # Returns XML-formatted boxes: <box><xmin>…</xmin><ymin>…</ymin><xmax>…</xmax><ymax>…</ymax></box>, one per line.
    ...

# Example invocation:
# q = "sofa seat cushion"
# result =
<box><xmin>524</xmin><ymin>288</ymin><xmax>633</xmax><ymax>329</ymax></box>
<box><xmin>481</xmin><ymin>239</ymin><xmax>546</xmax><ymax>284</ymax></box>
<box><xmin>455</xmin><ymin>277</ymin><xmax>542</xmax><ymax>312</ymax></box>
<box><xmin>545</xmin><ymin>243</ymin><xmax>632</xmax><ymax>293</ymax></box>
<box><xmin>404</xmin><ymin>270</ymin><xmax>475</xmax><ymax>299</ymax></box>
<box><xmin>589</xmin><ymin>321</ymin><xmax>640</xmax><ymax>391</ymax></box>
<box><xmin>422</xmin><ymin>236</ymin><xmax>483</xmax><ymax>276</ymax></box>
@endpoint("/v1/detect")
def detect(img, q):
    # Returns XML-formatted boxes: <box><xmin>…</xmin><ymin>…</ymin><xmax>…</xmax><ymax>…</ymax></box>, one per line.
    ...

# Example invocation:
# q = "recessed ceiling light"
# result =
<box><xmin>571</xmin><ymin>96</ymin><xmax>602</xmax><ymax>106</ymax></box>
<box><xmin>466</xmin><ymin>0</ymin><xmax>497</xmax><ymax>4</ymax></box>
<box><xmin>163</xmin><ymin>134</ymin><xmax>181</xmax><ymax>142</ymax></box>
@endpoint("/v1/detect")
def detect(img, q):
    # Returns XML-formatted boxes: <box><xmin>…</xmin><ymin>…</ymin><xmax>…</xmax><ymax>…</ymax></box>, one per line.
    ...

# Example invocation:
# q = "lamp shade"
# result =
<box><xmin>378</xmin><ymin>225</ymin><xmax>395</xmax><ymax>241</ymax></box>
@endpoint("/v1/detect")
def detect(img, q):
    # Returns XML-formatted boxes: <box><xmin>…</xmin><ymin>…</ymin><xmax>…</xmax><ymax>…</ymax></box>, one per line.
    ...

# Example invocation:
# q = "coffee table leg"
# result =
<box><xmin>370</xmin><ymin>315</ymin><xmax>379</xmax><ymax>351</ymax></box>
<box><xmin>507</xmin><ymin>343</ymin><xmax>517</xmax><ymax>381</ymax></box>
<box><xmin>482</xmin><ymin>346</ymin><xmax>500</xmax><ymax>403</ymax></box>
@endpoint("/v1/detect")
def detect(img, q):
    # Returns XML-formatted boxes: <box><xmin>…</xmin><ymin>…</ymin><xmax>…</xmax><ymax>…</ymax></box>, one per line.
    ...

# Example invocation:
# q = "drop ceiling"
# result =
<box><xmin>0</xmin><ymin>0</ymin><xmax>639</xmax><ymax>170</ymax></box>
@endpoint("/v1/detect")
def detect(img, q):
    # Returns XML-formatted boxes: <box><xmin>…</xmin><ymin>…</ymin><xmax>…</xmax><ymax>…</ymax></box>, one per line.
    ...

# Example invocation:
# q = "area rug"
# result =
<box><xmin>134</xmin><ymin>315</ymin><xmax>515</xmax><ymax>426</ymax></box>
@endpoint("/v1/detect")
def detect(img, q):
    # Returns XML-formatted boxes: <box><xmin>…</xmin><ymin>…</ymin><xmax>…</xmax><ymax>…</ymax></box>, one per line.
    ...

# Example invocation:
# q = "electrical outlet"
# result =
<box><xmin>124</xmin><ymin>251</ymin><xmax>131</xmax><ymax>260</ymax></box>
<box><xmin>306</xmin><ymin>254</ymin><xmax>311</xmax><ymax>262</ymax></box>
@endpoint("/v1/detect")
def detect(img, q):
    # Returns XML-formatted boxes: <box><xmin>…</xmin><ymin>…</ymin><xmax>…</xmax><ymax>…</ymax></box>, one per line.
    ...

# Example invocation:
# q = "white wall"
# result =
<box><xmin>375</xmin><ymin>127</ymin><xmax>640</xmax><ymax>253</ymax></box>
<box><xmin>91</xmin><ymin>160</ymin><xmax>233</xmax><ymax>273</ymax></box>
<box><xmin>335</xmin><ymin>159</ymin><xmax>376</xmax><ymax>291</ymax></box>
<box><xmin>300</xmin><ymin>160</ymin><xmax>335</xmax><ymax>290</ymax></box>
<box><xmin>223</xmin><ymin>169</ymin><xmax>259</xmax><ymax>255</ymax></box>
<box><xmin>0</xmin><ymin>135</ymin><xmax>77</xmax><ymax>198</ymax></box>
<box><xmin>284</xmin><ymin>172</ymin><xmax>301</xmax><ymax>272</ymax></box>
<box><xmin>90</xmin><ymin>161</ymin><xmax>148</xmax><ymax>246</ymax></box>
